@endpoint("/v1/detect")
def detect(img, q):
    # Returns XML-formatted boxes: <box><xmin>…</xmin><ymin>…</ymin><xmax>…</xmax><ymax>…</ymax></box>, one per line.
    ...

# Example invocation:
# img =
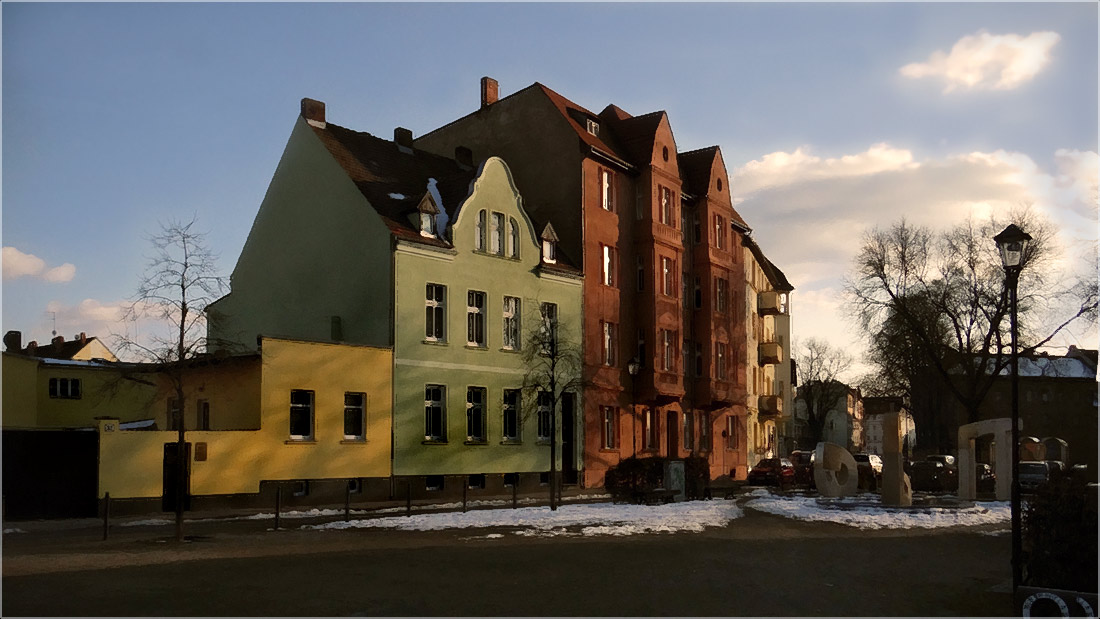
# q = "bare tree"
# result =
<box><xmin>117</xmin><ymin>217</ymin><xmax>226</xmax><ymax>542</ymax></box>
<box><xmin>521</xmin><ymin>302</ymin><xmax>584</xmax><ymax>510</ymax></box>
<box><xmin>845</xmin><ymin>210</ymin><xmax>1097</xmax><ymax>446</ymax></box>
<box><xmin>793</xmin><ymin>338</ymin><xmax>854</xmax><ymax>448</ymax></box>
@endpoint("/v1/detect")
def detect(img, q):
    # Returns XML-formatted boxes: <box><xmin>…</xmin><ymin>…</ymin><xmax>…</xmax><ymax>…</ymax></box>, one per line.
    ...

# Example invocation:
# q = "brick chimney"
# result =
<box><xmin>52</xmin><ymin>335</ymin><xmax>65</xmax><ymax>351</ymax></box>
<box><xmin>481</xmin><ymin>77</ymin><xmax>498</xmax><ymax>108</ymax></box>
<box><xmin>79</xmin><ymin>332</ymin><xmax>87</xmax><ymax>345</ymax></box>
<box><xmin>455</xmin><ymin>146</ymin><xmax>473</xmax><ymax>170</ymax></box>
<box><xmin>394</xmin><ymin>127</ymin><xmax>414</xmax><ymax>154</ymax></box>
<box><xmin>301</xmin><ymin>98</ymin><xmax>326</xmax><ymax>127</ymax></box>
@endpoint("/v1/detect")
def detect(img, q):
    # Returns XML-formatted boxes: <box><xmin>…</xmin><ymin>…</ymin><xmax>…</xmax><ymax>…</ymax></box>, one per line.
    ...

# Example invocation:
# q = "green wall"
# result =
<box><xmin>208</xmin><ymin>117</ymin><xmax>394</xmax><ymax>351</ymax></box>
<box><xmin>392</xmin><ymin>157</ymin><xmax>583</xmax><ymax>476</ymax></box>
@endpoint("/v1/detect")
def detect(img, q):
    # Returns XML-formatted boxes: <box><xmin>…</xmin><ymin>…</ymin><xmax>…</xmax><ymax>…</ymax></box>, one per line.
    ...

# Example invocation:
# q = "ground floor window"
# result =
<box><xmin>503</xmin><ymin>389</ymin><xmax>521</xmax><ymax>441</ymax></box>
<box><xmin>643</xmin><ymin>408</ymin><xmax>658</xmax><ymax>450</ymax></box>
<box><xmin>344</xmin><ymin>392</ymin><xmax>366</xmax><ymax>440</ymax></box>
<box><xmin>289</xmin><ymin>390</ymin><xmax>314</xmax><ymax>440</ymax></box>
<box><xmin>682</xmin><ymin>411</ymin><xmax>694</xmax><ymax>450</ymax></box>
<box><xmin>726</xmin><ymin>415</ymin><xmax>739</xmax><ymax>450</ymax></box>
<box><xmin>601</xmin><ymin>406</ymin><xmax>618</xmax><ymax>449</ymax></box>
<box><xmin>425</xmin><ymin>475</ymin><xmax>444</xmax><ymax>491</ymax></box>
<box><xmin>537</xmin><ymin>391</ymin><xmax>552</xmax><ymax>441</ymax></box>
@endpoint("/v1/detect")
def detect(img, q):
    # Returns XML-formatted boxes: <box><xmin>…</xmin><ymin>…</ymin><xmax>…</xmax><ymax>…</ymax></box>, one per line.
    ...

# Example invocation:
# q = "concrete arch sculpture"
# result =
<box><xmin>958</xmin><ymin>418</ymin><xmax>1014</xmax><ymax>500</ymax></box>
<box><xmin>813</xmin><ymin>441</ymin><xmax>858</xmax><ymax>497</ymax></box>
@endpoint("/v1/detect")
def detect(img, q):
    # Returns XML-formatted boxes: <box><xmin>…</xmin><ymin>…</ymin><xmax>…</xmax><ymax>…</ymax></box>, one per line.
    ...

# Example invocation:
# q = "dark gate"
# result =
<box><xmin>1</xmin><ymin>429</ymin><xmax>99</xmax><ymax>519</ymax></box>
<box><xmin>161</xmin><ymin>441</ymin><xmax>192</xmax><ymax>512</ymax></box>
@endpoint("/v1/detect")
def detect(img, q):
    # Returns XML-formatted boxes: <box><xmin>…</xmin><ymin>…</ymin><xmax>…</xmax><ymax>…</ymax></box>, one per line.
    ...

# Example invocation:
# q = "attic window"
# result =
<box><xmin>542</xmin><ymin>240</ymin><xmax>557</xmax><ymax>264</ymax></box>
<box><xmin>662</xmin><ymin>146</ymin><xmax>669</xmax><ymax>162</ymax></box>
<box><xmin>586</xmin><ymin>119</ymin><xmax>600</xmax><ymax>137</ymax></box>
<box><xmin>420</xmin><ymin>212</ymin><xmax>437</xmax><ymax>237</ymax></box>
<box><xmin>717</xmin><ymin>178</ymin><xmax>723</xmax><ymax>192</ymax></box>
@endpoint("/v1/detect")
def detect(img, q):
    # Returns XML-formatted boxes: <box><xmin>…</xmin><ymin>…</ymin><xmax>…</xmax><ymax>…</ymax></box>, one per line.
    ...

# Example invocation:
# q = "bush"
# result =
<box><xmin>603</xmin><ymin>456</ymin><xmax>712</xmax><ymax>502</ymax></box>
<box><xmin>1022</xmin><ymin>470</ymin><xmax>1098</xmax><ymax>593</ymax></box>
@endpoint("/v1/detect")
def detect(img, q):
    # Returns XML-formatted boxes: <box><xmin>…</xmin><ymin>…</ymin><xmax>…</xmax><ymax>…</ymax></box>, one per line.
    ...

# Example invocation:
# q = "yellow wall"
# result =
<box><xmin>2</xmin><ymin>354</ymin><xmax>40</xmax><ymax>428</ymax></box>
<box><xmin>97</xmin><ymin>338</ymin><xmax>393</xmax><ymax>498</ymax></box>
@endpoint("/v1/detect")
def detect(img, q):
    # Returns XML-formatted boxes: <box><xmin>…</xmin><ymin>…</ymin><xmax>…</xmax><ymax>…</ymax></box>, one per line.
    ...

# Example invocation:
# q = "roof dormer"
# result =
<box><xmin>541</xmin><ymin>223</ymin><xmax>559</xmax><ymax>264</ymax></box>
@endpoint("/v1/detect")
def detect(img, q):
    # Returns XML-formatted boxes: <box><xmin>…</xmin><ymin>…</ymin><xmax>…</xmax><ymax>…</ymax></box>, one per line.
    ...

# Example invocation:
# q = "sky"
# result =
<box><xmin>3</xmin><ymin>2</ymin><xmax>1097</xmax><ymax>377</ymax></box>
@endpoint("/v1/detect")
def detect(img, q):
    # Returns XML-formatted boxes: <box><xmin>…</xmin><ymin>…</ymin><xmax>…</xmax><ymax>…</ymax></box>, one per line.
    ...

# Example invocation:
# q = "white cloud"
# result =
<box><xmin>900</xmin><ymin>30</ymin><xmax>1061</xmax><ymax>93</ymax></box>
<box><xmin>2</xmin><ymin>247</ymin><xmax>76</xmax><ymax>283</ymax></box>
<box><xmin>732</xmin><ymin>143</ymin><xmax>1100</xmax><ymax>358</ymax></box>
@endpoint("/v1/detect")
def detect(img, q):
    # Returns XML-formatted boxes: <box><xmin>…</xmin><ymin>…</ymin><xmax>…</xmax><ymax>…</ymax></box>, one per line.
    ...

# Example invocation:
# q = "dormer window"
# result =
<box><xmin>586</xmin><ymin>119</ymin><xmax>600</xmax><ymax>137</ymax></box>
<box><xmin>417</xmin><ymin>193</ymin><xmax>441</xmax><ymax>238</ymax></box>
<box><xmin>420</xmin><ymin>212</ymin><xmax>437</xmax><ymax>237</ymax></box>
<box><xmin>540</xmin><ymin>222</ymin><xmax>559</xmax><ymax>265</ymax></box>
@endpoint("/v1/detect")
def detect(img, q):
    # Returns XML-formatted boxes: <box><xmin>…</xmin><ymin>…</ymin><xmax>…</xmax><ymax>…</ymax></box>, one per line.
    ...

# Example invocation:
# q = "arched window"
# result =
<box><xmin>475</xmin><ymin>210</ymin><xmax>486</xmax><ymax>251</ymax></box>
<box><xmin>508</xmin><ymin>218</ymin><xmax>520</xmax><ymax>258</ymax></box>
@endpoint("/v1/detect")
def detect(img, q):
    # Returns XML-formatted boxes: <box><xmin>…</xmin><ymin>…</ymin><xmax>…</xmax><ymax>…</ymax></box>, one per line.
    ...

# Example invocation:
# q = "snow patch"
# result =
<box><xmin>3</xmin><ymin>528</ymin><xmax>26</xmax><ymax>534</ymax></box>
<box><xmin>746</xmin><ymin>492</ymin><xmax>1010</xmax><ymax>529</ymax></box>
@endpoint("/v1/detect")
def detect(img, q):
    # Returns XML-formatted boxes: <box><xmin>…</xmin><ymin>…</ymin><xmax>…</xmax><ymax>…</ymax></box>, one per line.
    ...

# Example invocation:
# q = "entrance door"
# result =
<box><xmin>561</xmin><ymin>393</ymin><xmax>577</xmax><ymax>485</ymax></box>
<box><xmin>162</xmin><ymin>442</ymin><xmax>192</xmax><ymax>512</ymax></box>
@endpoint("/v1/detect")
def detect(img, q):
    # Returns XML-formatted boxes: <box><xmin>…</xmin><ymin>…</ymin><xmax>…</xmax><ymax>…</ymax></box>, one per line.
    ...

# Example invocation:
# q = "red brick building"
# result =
<box><xmin>416</xmin><ymin>78</ymin><xmax>759</xmax><ymax>486</ymax></box>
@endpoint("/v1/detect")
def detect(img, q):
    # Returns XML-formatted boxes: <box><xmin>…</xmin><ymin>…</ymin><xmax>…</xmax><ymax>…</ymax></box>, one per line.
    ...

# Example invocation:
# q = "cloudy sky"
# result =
<box><xmin>3</xmin><ymin>2</ymin><xmax>1097</xmax><ymax>374</ymax></box>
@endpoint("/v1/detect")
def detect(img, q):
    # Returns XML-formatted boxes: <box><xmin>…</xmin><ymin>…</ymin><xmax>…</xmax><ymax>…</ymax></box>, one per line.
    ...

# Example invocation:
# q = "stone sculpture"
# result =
<box><xmin>881</xmin><ymin>411</ymin><xmax>912</xmax><ymax>506</ymax></box>
<box><xmin>957</xmin><ymin>418</ymin><xmax>1014</xmax><ymax>501</ymax></box>
<box><xmin>813</xmin><ymin>441</ymin><xmax>858</xmax><ymax>497</ymax></box>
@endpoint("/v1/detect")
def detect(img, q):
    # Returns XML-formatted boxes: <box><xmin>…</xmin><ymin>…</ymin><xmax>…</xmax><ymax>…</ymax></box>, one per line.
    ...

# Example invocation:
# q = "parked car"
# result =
<box><xmin>789</xmin><ymin>450</ymin><xmax>814</xmax><ymax>486</ymax></box>
<box><xmin>853</xmin><ymin>453</ymin><xmax>883</xmax><ymax>490</ymax></box>
<box><xmin>910</xmin><ymin>460</ymin><xmax>956</xmax><ymax>492</ymax></box>
<box><xmin>747</xmin><ymin>458</ymin><xmax>796</xmax><ymax>488</ymax></box>
<box><xmin>926</xmin><ymin>454</ymin><xmax>956</xmax><ymax>468</ymax></box>
<box><xmin>1019</xmin><ymin>461</ymin><xmax>1053</xmax><ymax>494</ymax></box>
<box><xmin>975</xmin><ymin>463</ymin><xmax>996</xmax><ymax>493</ymax></box>
<box><xmin>923</xmin><ymin>455</ymin><xmax>958</xmax><ymax>490</ymax></box>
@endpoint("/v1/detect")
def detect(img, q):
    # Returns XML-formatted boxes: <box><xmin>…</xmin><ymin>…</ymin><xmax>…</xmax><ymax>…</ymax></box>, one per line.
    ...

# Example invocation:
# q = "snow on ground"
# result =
<box><xmin>745</xmin><ymin>489</ymin><xmax>1011</xmax><ymax>530</ymax></box>
<box><xmin>304</xmin><ymin>500</ymin><xmax>744</xmax><ymax>538</ymax></box>
<box><xmin>3</xmin><ymin>528</ymin><xmax>26</xmax><ymax>534</ymax></box>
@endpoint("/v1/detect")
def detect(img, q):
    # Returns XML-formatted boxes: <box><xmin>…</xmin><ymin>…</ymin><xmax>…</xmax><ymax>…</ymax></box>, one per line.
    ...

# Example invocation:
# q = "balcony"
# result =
<box><xmin>758</xmin><ymin>291</ymin><xmax>788</xmax><ymax>316</ymax></box>
<box><xmin>758</xmin><ymin>395</ymin><xmax>783</xmax><ymax>416</ymax></box>
<box><xmin>758</xmin><ymin>341</ymin><xmax>782</xmax><ymax>365</ymax></box>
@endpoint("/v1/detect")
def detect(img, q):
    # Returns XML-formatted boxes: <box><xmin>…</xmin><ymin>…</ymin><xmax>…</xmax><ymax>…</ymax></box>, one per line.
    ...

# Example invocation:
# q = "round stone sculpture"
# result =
<box><xmin>813</xmin><ymin>441</ymin><xmax>858</xmax><ymax>497</ymax></box>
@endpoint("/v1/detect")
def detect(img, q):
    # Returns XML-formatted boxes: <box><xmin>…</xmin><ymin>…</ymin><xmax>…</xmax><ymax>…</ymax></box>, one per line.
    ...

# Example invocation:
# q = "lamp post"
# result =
<box><xmin>994</xmin><ymin>223</ymin><xmax>1032</xmax><ymax>595</ymax></box>
<box><xmin>628</xmin><ymin>356</ymin><xmax>641</xmax><ymax>457</ymax></box>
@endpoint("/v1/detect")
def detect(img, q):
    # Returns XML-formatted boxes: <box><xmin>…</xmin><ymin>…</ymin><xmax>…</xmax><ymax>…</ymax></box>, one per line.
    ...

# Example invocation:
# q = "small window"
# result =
<box><xmin>662</xmin><ymin>146</ymin><xmax>669</xmax><ymax>162</ymax></box>
<box><xmin>468</xmin><ymin>474</ymin><xmax>486</xmax><ymax>489</ymax></box>
<box><xmin>502</xmin><ymin>296</ymin><xmax>521</xmax><ymax>351</ymax></box>
<box><xmin>602</xmin><ymin>406</ymin><xmax>618</xmax><ymax>449</ymax></box>
<box><xmin>726</xmin><ymin>415</ymin><xmax>738</xmax><ymax>450</ymax></box>
<box><xmin>716</xmin><ymin>342</ymin><xmax>728</xmax><ymax>380</ymax></box>
<box><xmin>466</xmin><ymin>387</ymin><xmax>487</xmax><ymax>442</ymax></box>
<box><xmin>348</xmin><ymin>479</ymin><xmax>363</xmax><ymax>494</ymax></box>
<box><xmin>694</xmin><ymin>277</ymin><xmax>702</xmax><ymax>309</ymax></box>
<box><xmin>292</xmin><ymin>480</ymin><xmax>310</xmax><ymax>497</ymax></box>
<box><xmin>425</xmin><ymin>284</ymin><xmax>446</xmax><ymax>342</ymax></box>
<box><xmin>643</xmin><ymin>408</ymin><xmax>658</xmax><ymax>450</ymax></box>
<box><xmin>503</xmin><ymin>472</ymin><xmax>519</xmax><ymax>487</ymax></box>
<box><xmin>714</xmin><ymin>214</ymin><xmax>727</xmax><ymax>250</ymax></box>
<box><xmin>542</xmin><ymin>239</ymin><xmax>556</xmax><ymax>263</ymax></box>
<box><xmin>167</xmin><ymin>398</ymin><xmax>181</xmax><ymax>431</ymax></box>
<box><xmin>197</xmin><ymin>400</ymin><xmax>211</xmax><ymax>431</ymax></box>
<box><xmin>659</xmin><ymin>186</ymin><xmax>674</xmax><ymax>227</ymax></box>
<box><xmin>508</xmin><ymin>218</ymin><xmax>520</xmax><ymax>258</ymax></box>
<box><xmin>475</xmin><ymin>210</ymin><xmax>487</xmax><ymax>251</ymax></box>
<box><xmin>717</xmin><ymin>178</ymin><xmax>723</xmax><ymax>192</ymax></box>
<box><xmin>537</xmin><ymin>391</ymin><xmax>552</xmax><ymax>441</ymax></box>
<box><xmin>490</xmin><ymin>212</ymin><xmax>505</xmax><ymax>255</ymax></box>
<box><xmin>289</xmin><ymin>390</ymin><xmax>314</xmax><ymax>440</ymax></box>
<box><xmin>602</xmin><ymin>321</ymin><xmax>618</xmax><ymax>367</ymax></box>
<box><xmin>467</xmin><ymin>290</ymin><xmax>486</xmax><ymax>347</ymax></box>
<box><xmin>539</xmin><ymin>472</ymin><xmax>550</xmax><ymax>486</ymax></box>
<box><xmin>715</xmin><ymin>278</ymin><xmax>729</xmax><ymax>313</ymax></box>
<box><xmin>420</xmin><ymin>212</ymin><xmax>437</xmax><ymax>237</ymax></box>
<box><xmin>539</xmin><ymin>302</ymin><xmax>558</xmax><ymax>353</ymax></box>
<box><xmin>48</xmin><ymin>377</ymin><xmax>82</xmax><ymax>400</ymax></box>
<box><xmin>602</xmin><ymin>245</ymin><xmax>617</xmax><ymax>287</ymax></box>
<box><xmin>425</xmin><ymin>385</ymin><xmax>446</xmax><ymax>441</ymax></box>
<box><xmin>344</xmin><ymin>392</ymin><xmax>366</xmax><ymax>440</ymax></box>
<box><xmin>587</xmin><ymin>119</ymin><xmax>600</xmax><ymax>136</ymax></box>
<box><xmin>601</xmin><ymin>169</ymin><xmax>614</xmax><ymax>211</ymax></box>
<box><xmin>503</xmin><ymin>389</ymin><xmax>521</xmax><ymax>441</ymax></box>
<box><xmin>426</xmin><ymin>475</ymin><xmax>444</xmax><ymax>491</ymax></box>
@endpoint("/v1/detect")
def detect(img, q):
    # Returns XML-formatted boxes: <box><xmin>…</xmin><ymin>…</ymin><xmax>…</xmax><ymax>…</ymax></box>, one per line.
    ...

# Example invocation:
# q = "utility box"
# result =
<box><xmin>664</xmin><ymin>460</ymin><xmax>686</xmax><ymax>502</ymax></box>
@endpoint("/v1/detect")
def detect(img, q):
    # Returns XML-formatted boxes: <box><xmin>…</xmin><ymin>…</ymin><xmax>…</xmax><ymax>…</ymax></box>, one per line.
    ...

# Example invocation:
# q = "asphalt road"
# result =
<box><xmin>2</xmin><ymin>503</ymin><xmax>1012</xmax><ymax>616</ymax></box>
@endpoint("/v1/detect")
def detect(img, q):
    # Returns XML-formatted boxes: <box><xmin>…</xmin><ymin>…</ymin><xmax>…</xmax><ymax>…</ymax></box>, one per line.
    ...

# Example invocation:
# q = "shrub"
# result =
<box><xmin>603</xmin><ymin>456</ymin><xmax>712</xmax><ymax>502</ymax></box>
<box><xmin>1022</xmin><ymin>470</ymin><xmax>1098</xmax><ymax>593</ymax></box>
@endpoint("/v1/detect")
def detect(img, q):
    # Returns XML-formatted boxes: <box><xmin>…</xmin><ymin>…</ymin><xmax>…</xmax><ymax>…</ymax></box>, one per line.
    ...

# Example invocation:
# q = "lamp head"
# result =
<box><xmin>627</xmin><ymin>356</ymin><xmax>641</xmax><ymax>376</ymax></box>
<box><xmin>993</xmin><ymin>224</ymin><xmax>1032</xmax><ymax>270</ymax></box>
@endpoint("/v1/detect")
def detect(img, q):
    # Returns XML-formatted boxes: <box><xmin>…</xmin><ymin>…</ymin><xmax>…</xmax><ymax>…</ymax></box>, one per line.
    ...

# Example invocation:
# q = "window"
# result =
<box><xmin>289</xmin><ymin>390</ymin><xmax>314</xmax><ymax>440</ymax></box>
<box><xmin>716</xmin><ymin>342</ymin><xmax>728</xmax><ymax>380</ymax></box>
<box><xmin>643</xmin><ymin>408</ymin><xmax>658</xmax><ymax>450</ymax></box>
<box><xmin>167</xmin><ymin>398</ymin><xmax>181</xmax><ymax>431</ymax></box>
<box><xmin>48</xmin><ymin>377</ymin><xmax>81</xmax><ymax>399</ymax></box>
<box><xmin>701</xmin><ymin>415</ymin><xmax>712</xmax><ymax>450</ymax></box>
<box><xmin>602</xmin><ymin>244</ymin><xmax>617</xmax><ymax>287</ymax></box>
<box><xmin>715</xmin><ymin>277</ymin><xmax>729</xmax><ymax>313</ymax></box>
<box><xmin>637</xmin><ymin>330</ymin><xmax>646</xmax><ymax>366</ymax></box>
<box><xmin>636</xmin><ymin>255</ymin><xmax>645</xmax><ymax>291</ymax></box>
<box><xmin>426</xmin><ymin>475</ymin><xmax>444</xmax><ymax>491</ymax></box>
<box><xmin>682</xmin><ymin>272</ymin><xmax>689</xmax><ymax>307</ymax></box>
<box><xmin>490</xmin><ymin>212</ymin><xmax>505</xmax><ymax>255</ymax></box>
<box><xmin>467</xmin><ymin>290</ymin><xmax>486</xmax><ymax>347</ymax></box>
<box><xmin>587</xmin><ymin>119</ymin><xmax>600</xmax><ymax>136</ymax></box>
<box><xmin>695</xmin><ymin>342</ymin><xmax>704</xmax><ymax>377</ymax></box>
<box><xmin>726</xmin><ymin>415</ymin><xmax>738</xmax><ymax>450</ymax></box>
<box><xmin>683</xmin><ymin>339</ymin><xmax>692</xmax><ymax>377</ymax></box>
<box><xmin>714</xmin><ymin>214</ymin><xmax>727</xmax><ymax>249</ymax></box>
<box><xmin>466</xmin><ymin>387</ymin><xmax>487</xmax><ymax>442</ymax></box>
<box><xmin>694</xmin><ymin>277</ymin><xmax>702</xmax><ymax>309</ymax></box>
<box><xmin>197</xmin><ymin>400</ymin><xmax>211</xmax><ymax>431</ymax></box>
<box><xmin>602</xmin><ymin>321</ymin><xmax>618</xmax><ymax>366</ymax></box>
<box><xmin>537</xmin><ymin>391</ymin><xmax>552</xmax><ymax>441</ymax></box>
<box><xmin>420</xmin><ymin>212</ymin><xmax>436</xmax><ymax>236</ymax></box>
<box><xmin>681</xmin><ymin>209</ymin><xmax>688</xmax><ymax>242</ymax></box>
<box><xmin>344</xmin><ymin>392</ymin><xmax>365</xmax><ymax>440</ymax></box>
<box><xmin>542</xmin><ymin>239</ymin><xmax>556</xmax><ymax>263</ymax></box>
<box><xmin>425</xmin><ymin>284</ymin><xmax>446</xmax><ymax>342</ymax></box>
<box><xmin>540</xmin><ymin>302</ymin><xmax>558</xmax><ymax>353</ymax></box>
<box><xmin>468</xmin><ymin>474</ymin><xmax>486</xmax><ymax>489</ymax></box>
<box><xmin>659</xmin><ymin>186</ymin><xmax>674</xmax><ymax>226</ymax></box>
<box><xmin>502</xmin><ymin>296</ymin><xmax>520</xmax><ymax>351</ymax></box>
<box><xmin>425</xmin><ymin>385</ymin><xmax>446</xmax><ymax>441</ymax></box>
<box><xmin>601</xmin><ymin>169</ymin><xmax>614</xmax><ymax>211</ymax></box>
<box><xmin>475</xmin><ymin>209</ymin><xmax>486</xmax><ymax>251</ymax></box>
<box><xmin>683</xmin><ymin>411</ymin><xmax>694</xmax><ymax>450</ymax></box>
<box><xmin>661</xmin><ymin>257</ymin><xmax>675</xmax><ymax>296</ymax></box>
<box><xmin>661</xmin><ymin>330</ymin><xmax>676</xmax><ymax>372</ymax></box>
<box><xmin>503</xmin><ymin>389</ymin><xmax>521</xmax><ymax>441</ymax></box>
<box><xmin>508</xmin><ymin>218</ymin><xmax>520</xmax><ymax>258</ymax></box>
<box><xmin>693</xmin><ymin>212</ymin><xmax>701</xmax><ymax>244</ymax></box>
<box><xmin>601</xmin><ymin>406</ymin><xmax>618</xmax><ymax>449</ymax></box>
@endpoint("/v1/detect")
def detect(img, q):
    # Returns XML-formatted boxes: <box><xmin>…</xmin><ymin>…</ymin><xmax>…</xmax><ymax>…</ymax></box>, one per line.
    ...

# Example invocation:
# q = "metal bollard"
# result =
<box><xmin>274</xmin><ymin>487</ymin><xmax>282</xmax><ymax>531</ymax></box>
<box><xmin>462</xmin><ymin>480</ymin><xmax>468</xmax><ymax>513</ymax></box>
<box><xmin>344</xmin><ymin>482</ymin><xmax>351</xmax><ymax>522</ymax></box>
<box><xmin>512</xmin><ymin>480</ymin><xmax>518</xmax><ymax>509</ymax></box>
<box><xmin>102</xmin><ymin>492</ymin><xmax>111</xmax><ymax>541</ymax></box>
<box><xmin>405</xmin><ymin>482</ymin><xmax>412</xmax><ymax>517</ymax></box>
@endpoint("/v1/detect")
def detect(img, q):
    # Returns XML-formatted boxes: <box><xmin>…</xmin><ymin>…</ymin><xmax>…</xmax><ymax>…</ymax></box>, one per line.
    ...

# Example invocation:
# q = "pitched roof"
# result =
<box><xmin>310</xmin><ymin>122</ymin><xmax>477</xmax><ymax>247</ymax></box>
<box><xmin>677</xmin><ymin>146</ymin><xmax>752</xmax><ymax>230</ymax></box>
<box><xmin>19</xmin><ymin>334</ymin><xmax>115</xmax><ymax>361</ymax></box>
<box><xmin>743</xmin><ymin>234</ymin><xmax>793</xmax><ymax>292</ymax></box>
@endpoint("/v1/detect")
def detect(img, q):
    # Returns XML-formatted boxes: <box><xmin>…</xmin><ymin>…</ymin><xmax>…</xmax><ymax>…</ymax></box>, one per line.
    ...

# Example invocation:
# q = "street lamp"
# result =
<box><xmin>628</xmin><ymin>356</ymin><xmax>641</xmax><ymax>457</ymax></box>
<box><xmin>994</xmin><ymin>223</ymin><xmax>1032</xmax><ymax>595</ymax></box>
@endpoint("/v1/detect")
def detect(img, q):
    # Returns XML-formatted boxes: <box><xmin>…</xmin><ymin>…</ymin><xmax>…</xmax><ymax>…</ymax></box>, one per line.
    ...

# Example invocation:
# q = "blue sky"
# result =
<box><xmin>3</xmin><ymin>2</ymin><xmax>1097</xmax><ymax>371</ymax></box>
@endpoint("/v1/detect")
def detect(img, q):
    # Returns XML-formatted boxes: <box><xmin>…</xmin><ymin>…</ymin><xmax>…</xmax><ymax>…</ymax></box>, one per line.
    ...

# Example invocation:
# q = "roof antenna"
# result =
<box><xmin>50</xmin><ymin>311</ymin><xmax>57</xmax><ymax>337</ymax></box>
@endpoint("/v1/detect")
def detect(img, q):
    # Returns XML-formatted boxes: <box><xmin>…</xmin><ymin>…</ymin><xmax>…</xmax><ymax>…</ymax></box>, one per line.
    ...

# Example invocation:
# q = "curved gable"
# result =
<box><xmin>450</xmin><ymin>157</ymin><xmax>540</xmax><ymax>260</ymax></box>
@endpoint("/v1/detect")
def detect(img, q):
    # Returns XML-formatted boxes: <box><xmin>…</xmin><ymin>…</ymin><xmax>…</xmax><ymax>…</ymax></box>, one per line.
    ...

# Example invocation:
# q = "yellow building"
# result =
<box><xmin>96</xmin><ymin>336</ymin><xmax>393</xmax><ymax>505</ymax></box>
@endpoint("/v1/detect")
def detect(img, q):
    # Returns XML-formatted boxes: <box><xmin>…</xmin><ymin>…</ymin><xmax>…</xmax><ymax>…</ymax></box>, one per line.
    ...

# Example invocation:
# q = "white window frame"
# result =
<box><xmin>425</xmin><ymin>385</ymin><xmax>446</xmax><ymax>441</ymax></box>
<box><xmin>537</xmin><ymin>391</ymin><xmax>552</xmax><ymax>442</ymax></box>
<box><xmin>508</xmin><ymin>218</ymin><xmax>520</xmax><ymax>258</ymax></box>
<box><xmin>490</xmin><ymin>212</ymin><xmax>505</xmax><ymax>255</ymax></box>
<box><xmin>661</xmin><ymin>257</ymin><xmax>674</xmax><ymax>296</ymax></box>
<box><xmin>602</xmin><ymin>244</ymin><xmax>616</xmax><ymax>287</ymax></box>
<box><xmin>466</xmin><ymin>386</ymin><xmax>487</xmax><ymax>442</ymax></box>
<box><xmin>644</xmin><ymin>408</ymin><xmax>658</xmax><ymax>450</ymax></box>
<box><xmin>475</xmin><ymin>209</ymin><xmax>486</xmax><ymax>251</ymax></box>
<box><xmin>467</xmin><ymin>290</ymin><xmax>486</xmax><ymax>347</ymax></box>
<box><xmin>503</xmin><ymin>389</ymin><xmax>521</xmax><ymax>442</ymax></box>
<box><xmin>602</xmin><ymin>321</ymin><xmax>617</xmax><ymax>367</ymax></box>
<box><xmin>662</xmin><ymin>330</ymin><xmax>676</xmax><ymax>372</ymax></box>
<box><xmin>716</xmin><ymin>341</ymin><xmax>728</xmax><ymax>379</ymax></box>
<box><xmin>601</xmin><ymin>169</ymin><xmax>613</xmax><ymax>211</ymax></box>
<box><xmin>289</xmin><ymin>389</ymin><xmax>314</xmax><ymax>441</ymax></box>
<box><xmin>502</xmin><ymin>296</ymin><xmax>521</xmax><ymax>351</ymax></box>
<box><xmin>343</xmin><ymin>392</ymin><xmax>366</xmax><ymax>440</ymax></box>
<box><xmin>602</xmin><ymin>406</ymin><xmax>617</xmax><ymax>449</ymax></box>
<box><xmin>425</xmin><ymin>283</ymin><xmax>446</xmax><ymax>342</ymax></box>
<box><xmin>48</xmin><ymin>377</ymin><xmax>82</xmax><ymax>399</ymax></box>
<box><xmin>542</xmin><ymin>239</ymin><xmax>556</xmax><ymax>263</ymax></box>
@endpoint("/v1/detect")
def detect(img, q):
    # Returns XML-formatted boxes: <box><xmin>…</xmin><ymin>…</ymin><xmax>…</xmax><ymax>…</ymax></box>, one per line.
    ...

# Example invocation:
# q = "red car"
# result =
<box><xmin>747</xmin><ymin>458</ymin><xmax>796</xmax><ymax>488</ymax></box>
